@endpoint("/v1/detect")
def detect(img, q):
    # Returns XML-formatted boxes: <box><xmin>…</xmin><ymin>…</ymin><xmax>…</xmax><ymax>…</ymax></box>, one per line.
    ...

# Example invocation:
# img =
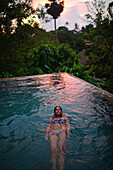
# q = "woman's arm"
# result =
<box><xmin>45</xmin><ymin>117</ymin><xmax>52</xmax><ymax>140</ymax></box>
<box><xmin>65</xmin><ymin>117</ymin><xmax>71</xmax><ymax>131</ymax></box>
<box><xmin>66</xmin><ymin>117</ymin><xmax>71</xmax><ymax>138</ymax></box>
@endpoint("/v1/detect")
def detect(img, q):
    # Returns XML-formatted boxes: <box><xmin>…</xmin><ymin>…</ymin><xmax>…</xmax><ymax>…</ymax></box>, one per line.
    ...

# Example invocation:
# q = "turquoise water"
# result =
<box><xmin>0</xmin><ymin>73</ymin><xmax>113</xmax><ymax>170</ymax></box>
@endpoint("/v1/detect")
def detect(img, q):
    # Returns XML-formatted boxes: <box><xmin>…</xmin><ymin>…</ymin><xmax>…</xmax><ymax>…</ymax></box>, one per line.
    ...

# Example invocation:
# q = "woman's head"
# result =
<box><xmin>54</xmin><ymin>106</ymin><xmax>63</xmax><ymax>118</ymax></box>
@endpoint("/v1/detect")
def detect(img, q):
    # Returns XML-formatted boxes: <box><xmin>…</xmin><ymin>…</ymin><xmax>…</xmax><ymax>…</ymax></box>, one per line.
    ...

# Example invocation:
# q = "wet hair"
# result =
<box><xmin>54</xmin><ymin>106</ymin><xmax>63</xmax><ymax>118</ymax></box>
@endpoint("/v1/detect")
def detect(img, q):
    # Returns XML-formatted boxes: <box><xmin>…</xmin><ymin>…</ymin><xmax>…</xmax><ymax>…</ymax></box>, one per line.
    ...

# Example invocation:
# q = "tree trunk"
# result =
<box><xmin>54</xmin><ymin>19</ymin><xmax>57</xmax><ymax>48</ymax></box>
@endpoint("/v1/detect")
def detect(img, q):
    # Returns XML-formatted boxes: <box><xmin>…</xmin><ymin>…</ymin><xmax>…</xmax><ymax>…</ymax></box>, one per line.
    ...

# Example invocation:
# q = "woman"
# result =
<box><xmin>45</xmin><ymin>106</ymin><xmax>71</xmax><ymax>170</ymax></box>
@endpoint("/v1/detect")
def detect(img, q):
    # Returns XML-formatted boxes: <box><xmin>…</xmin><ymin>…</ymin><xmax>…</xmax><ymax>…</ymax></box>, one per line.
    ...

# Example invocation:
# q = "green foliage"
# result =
<box><xmin>0</xmin><ymin>0</ymin><xmax>34</xmax><ymax>34</ymax></box>
<box><xmin>57</xmin><ymin>27</ymin><xmax>75</xmax><ymax>48</ymax></box>
<box><xmin>37</xmin><ymin>44</ymin><xmax>59</xmax><ymax>72</ymax></box>
<box><xmin>56</xmin><ymin>43</ymin><xmax>79</xmax><ymax>72</ymax></box>
<box><xmin>87</xmin><ymin>52</ymin><xmax>100</xmax><ymax>64</ymax></box>
<box><xmin>0</xmin><ymin>23</ymin><xmax>58</xmax><ymax>77</ymax></box>
<box><xmin>58</xmin><ymin>43</ymin><xmax>76</xmax><ymax>60</ymax></box>
<box><xmin>82</xmin><ymin>0</ymin><xmax>113</xmax><ymax>93</ymax></box>
<box><xmin>74</xmin><ymin>36</ymin><xmax>86</xmax><ymax>52</ymax></box>
<box><xmin>64</xmin><ymin>61</ymin><xmax>95</xmax><ymax>83</ymax></box>
<box><xmin>24</xmin><ymin>44</ymin><xmax>59</xmax><ymax>74</ymax></box>
<box><xmin>105</xmin><ymin>77</ymin><xmax>113</xmax><ymax>94</ymax></box>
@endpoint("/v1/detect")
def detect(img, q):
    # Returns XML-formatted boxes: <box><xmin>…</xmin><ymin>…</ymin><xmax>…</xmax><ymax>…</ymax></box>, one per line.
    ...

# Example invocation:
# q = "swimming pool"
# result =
<box><xmin>0</xmin><ymin>73</ymin><xmax>113</xmax><ymax>170</ymax></box>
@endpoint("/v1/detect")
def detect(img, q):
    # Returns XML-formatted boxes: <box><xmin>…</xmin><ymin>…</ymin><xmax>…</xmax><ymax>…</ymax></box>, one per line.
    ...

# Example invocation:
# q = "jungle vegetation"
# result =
<box><xmin>0</xmin><ymin>0</ymin><xmax>113</xmax><ymax>93</ymax></box>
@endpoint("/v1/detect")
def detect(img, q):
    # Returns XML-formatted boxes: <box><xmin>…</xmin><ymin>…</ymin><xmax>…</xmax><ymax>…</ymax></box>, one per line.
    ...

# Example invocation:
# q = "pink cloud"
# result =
<box><xmin>32</xmin><ymin>0</ymin><xmax>89</xmax><ymax>30</ymax></box>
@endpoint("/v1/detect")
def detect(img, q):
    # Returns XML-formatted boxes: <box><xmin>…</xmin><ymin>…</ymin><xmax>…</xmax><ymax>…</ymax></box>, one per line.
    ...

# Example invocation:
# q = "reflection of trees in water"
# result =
<box><xmin>50</xmin><ymin>74</ymin><xmax>66</xmax><ymax>90</ymax></box>
<box><xmin>32</xmin><ymin>73</ymin><xmax>66</xmax><ymax>90</ymax></box>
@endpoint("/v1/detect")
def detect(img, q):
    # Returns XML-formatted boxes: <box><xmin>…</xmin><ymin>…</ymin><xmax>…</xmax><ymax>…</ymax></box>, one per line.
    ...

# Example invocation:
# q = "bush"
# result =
<box><xmin>28</xmin><ymin>44</ymin><xmax>59</xmax><ymax>74</ymax></box>
<box><xmin>74</xmin><ymin>36</ymin><xmax>86</xmax><ymax>52</ymax></box>
<box><xmin>56</xmin><ymin>43</ymin><xmax>79</xmax><ymax>72</ymax></box>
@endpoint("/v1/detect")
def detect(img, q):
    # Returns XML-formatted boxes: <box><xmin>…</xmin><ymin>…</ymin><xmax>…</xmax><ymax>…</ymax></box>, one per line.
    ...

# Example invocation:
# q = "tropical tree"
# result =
<box><xmin>85</xmin><ymin>0</ymin><xmax>107</xmax><ymax>28</ymax></box>
<box><xmin>45</xmin><ymin>0</ymin><xmax>64</xmax><ymax>47</ymax></box>
<box><xmin>0</xmin><ymin>0</ymin><xmax>34</xmax><ymax>34</ymax></box>
<box><xmin>74</xmin><ymin>23</ymin><xmax>79</xmax><ymax>32</ymax></box>
<box><xmin>84</xmin><ymin>0</ymin><xmax>113</xmax><ymax>91</ymax></box>
<box><xmin>108</xmin><ymin>1</ymin><xmax>113</xmax><ymax>19</ymax></box>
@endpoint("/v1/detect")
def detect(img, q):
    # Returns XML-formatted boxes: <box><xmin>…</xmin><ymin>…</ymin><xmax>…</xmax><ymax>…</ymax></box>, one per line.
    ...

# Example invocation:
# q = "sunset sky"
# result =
<box><xmin>32</xmin><ymin>0</ymin><xmax>112</xmax><ymax>31</ymax></box>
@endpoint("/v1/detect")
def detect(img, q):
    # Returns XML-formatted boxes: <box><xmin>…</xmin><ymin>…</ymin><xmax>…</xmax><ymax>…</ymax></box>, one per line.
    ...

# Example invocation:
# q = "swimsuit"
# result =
<box><xmin>50</xmin><ymin>119</ymin><xmax>66</xmax><ymax>136</ymax></box>
<box><xmin>51</xmin><ymin>130</ymin><xmax>65</xmax><ymax>136</ymax></box>
<box><xmin>51</xmin><ymin>119</ymin><xmax>66</xmax><ymax>125</ymax></box>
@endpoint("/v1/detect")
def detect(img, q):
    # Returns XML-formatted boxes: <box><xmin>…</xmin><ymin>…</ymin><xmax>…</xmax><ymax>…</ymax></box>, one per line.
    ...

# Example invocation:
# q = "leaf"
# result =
<box><xmin>36</xmin><ymin>67</ymin><xmax>43</xmax><ymax>74</ymax></box>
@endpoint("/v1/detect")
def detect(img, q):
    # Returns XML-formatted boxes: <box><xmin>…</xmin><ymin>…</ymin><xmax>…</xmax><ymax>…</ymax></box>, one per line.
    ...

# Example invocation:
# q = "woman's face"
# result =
<box><xmin>54</xmin><ymin>106</ymin><xmax>62</xmax><ymax>117</ymax></box>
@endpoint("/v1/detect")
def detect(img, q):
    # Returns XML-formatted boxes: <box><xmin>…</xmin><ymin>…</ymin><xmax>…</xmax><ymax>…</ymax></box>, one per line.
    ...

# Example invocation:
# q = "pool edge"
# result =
<box><xmin>68</xmin><ymin>73</ymin><xmax>113</xmax><ymax>103</ymax></box>
<box><xmin>0</xmin><ymin>72</ymin><xmax>113</xmax><ymax>103</ymax></box>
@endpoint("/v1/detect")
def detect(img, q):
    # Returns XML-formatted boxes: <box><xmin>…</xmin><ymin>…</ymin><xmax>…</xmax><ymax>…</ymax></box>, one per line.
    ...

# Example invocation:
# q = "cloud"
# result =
<box><xmin>54</xmin><ymin>2</ymin><xmax>87</xmax><ymax>30</ymax></box>
<box><xmin>57</xmin><ymin>6</ymin><xmax>80</xmax><ymax>29</ymax></box>
<box><xmin>33</xmin><ymin>0</ymin><xmax>47</xmax><ymax>9</ymax></box>
<box><xmin>43</xmin><ymin>2</ymin><xmax>87</xmax><ymax>31</ymax></box>
<box><xmin>33</xmin><ymin>0</ymin><xmax>88</xmax><ymax>30</ymax></box>
<box><xmin>41</xmin><ymin>7</ymin><xmax>79</xmax><ymax>31</ymax></box>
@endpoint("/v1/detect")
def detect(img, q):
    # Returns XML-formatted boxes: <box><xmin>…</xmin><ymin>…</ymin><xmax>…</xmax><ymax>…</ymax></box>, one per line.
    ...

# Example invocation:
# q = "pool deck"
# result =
<box><xmin>0</xmin><ymin>72</ymin><xmax>113</xmax><ymax>103</ymax></box>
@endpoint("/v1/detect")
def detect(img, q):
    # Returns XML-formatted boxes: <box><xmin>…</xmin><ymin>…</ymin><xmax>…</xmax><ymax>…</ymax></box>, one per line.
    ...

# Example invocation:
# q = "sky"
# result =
<box><xmin>32</xmin><ymin>0</ymin><xmax>112</xmax><ymax>31</ymax></box>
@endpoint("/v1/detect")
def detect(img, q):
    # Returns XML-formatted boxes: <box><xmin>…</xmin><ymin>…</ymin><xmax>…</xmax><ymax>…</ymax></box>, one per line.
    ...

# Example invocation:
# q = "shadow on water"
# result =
<box><xmin>0</xmin><ymin>73</ymin><xmax>113</xmax><ymax>170</ymax></box>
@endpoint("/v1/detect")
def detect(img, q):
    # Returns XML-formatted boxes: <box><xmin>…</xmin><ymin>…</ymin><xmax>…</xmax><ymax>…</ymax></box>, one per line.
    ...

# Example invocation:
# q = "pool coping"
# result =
<box><xmin>0</xmin><ymin>72</ymin><xmax>113</xmax><ymax>103</ymax></box>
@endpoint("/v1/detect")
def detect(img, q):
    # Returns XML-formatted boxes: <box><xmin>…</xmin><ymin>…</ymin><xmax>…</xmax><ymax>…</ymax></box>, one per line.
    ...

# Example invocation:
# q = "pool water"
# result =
<box><xmin>0</xmin><ymin>73</ymin><xmax>113</xmax><ymax>170</ymax></box>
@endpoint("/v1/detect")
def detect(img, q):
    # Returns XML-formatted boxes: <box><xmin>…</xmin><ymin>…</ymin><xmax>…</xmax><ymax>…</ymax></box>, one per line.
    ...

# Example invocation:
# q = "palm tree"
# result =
<box><xmin>45</xmin><ymin>0</ymin><xmax>64</xmax><ymax>48</ymax></box>
<box><xmin>108</xmin><ymin>1</ymin><xmax>113</xmax><ymax>19</ymax></box>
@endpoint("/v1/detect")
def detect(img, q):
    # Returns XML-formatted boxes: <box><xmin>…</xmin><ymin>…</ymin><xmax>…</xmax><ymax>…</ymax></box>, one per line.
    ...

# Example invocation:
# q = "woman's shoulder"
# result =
<box><xmin>49</xmin><ymin>117</ymin><xmax>53</xmax><ymax>123</ymax></box>
<box><xmin>62</xmin><ymin>116</ymin><xmax>69</xmax><ymax>121</ymax></box>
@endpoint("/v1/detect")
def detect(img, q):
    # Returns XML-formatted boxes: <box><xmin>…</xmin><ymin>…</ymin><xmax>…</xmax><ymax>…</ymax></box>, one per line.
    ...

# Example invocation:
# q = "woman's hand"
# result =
<box><xmin>45</xmin><ymin>134</ymin><xmax>49</xmax><ymax>140</ymax></box>
<box><xmin>67</xmin><ymin>130</ymin><xmax>70</xmax><ymax>138</ymax></box>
